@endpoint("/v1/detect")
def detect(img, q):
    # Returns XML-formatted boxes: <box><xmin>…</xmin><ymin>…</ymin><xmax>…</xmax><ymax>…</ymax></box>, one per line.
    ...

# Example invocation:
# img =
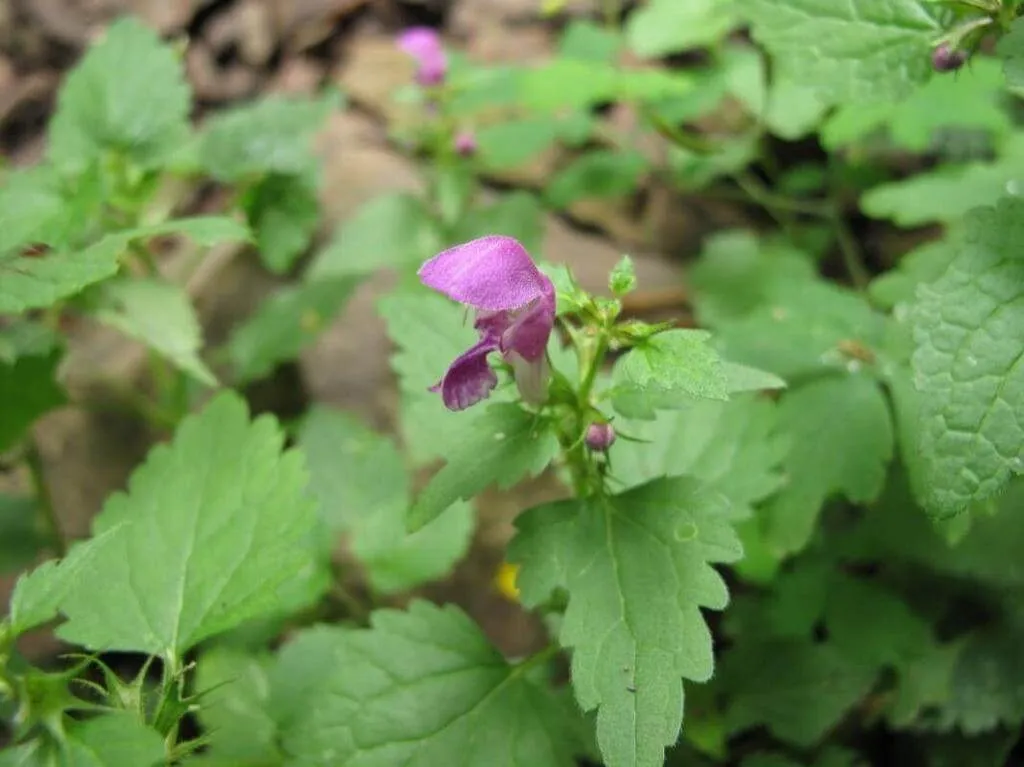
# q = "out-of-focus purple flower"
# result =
<box><xmin>398</xmin><ymin>27</ymin><xmax>447</xmax><ymax>86</ymax></box>
<box><xmin>585</xmin><ymin>422</ymin><xmax>616</xmax><ymax>452</ymax></box>
<box><xmin>454</xmin><ymin>131</ymin><xmax>477</xmax><ymax>157</ymax></box>
<box><xmin>932</xmin><ymin>44</ymin><xmax>967</xmax><ymax>73</ymax></box>
<box><xmin>418</xmin><ymin>236</ymin><xmax>555</xmax><ymax>411</ymax></box>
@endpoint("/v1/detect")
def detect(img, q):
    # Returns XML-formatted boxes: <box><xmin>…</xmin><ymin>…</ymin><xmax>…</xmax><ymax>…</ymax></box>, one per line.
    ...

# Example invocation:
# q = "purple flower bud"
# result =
<box><xmin>398</xmin><ymin>27</ymin><xmax>447</xmax><ymax>87</ymax></box>
<box><xmin>585</xmin><ymin>422</ymin><xmax>616</xmax><ymax>452</ymax></box>
<box><xmin>455</xmin><ymin>131</ymin><xmax>477</xmax><ymax>157</ymax></box>
<box><xmin>932</xmin><ymin>44</ymin><xmax>967</xmax><ymax>73</ymax></box>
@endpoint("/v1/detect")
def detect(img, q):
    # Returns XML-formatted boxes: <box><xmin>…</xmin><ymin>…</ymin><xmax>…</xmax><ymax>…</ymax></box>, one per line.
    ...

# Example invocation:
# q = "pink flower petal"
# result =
<box><xmin>436</xmin><ymin>339</ymin><xmax>499</xmax><ymax>411</ymax></box>
<box><xmin>418</xmin><ymin>236</ymin><xmax>550</xmax><ymax>312</ymax></box>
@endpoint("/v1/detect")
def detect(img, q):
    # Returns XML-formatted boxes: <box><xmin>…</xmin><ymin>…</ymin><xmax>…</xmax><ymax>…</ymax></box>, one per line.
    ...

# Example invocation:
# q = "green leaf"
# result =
<box><xmin>822</xmin><ymin>58</ymin><xmax>1011</xmax><ymax>152</ymax></box>
<box><xmin>545</xmin><ymin>150</ymin><xmax>648</xmax><ymax>208</ymax></box>
<box><xmin>745</xmin><ymin>0</ymin><xmax>942</xmax><ymax>107</ymax></box>
<box><xmin>722</xmin><ymin>639</ymin><xmax>877</xmax><ymax>747</ymax></box>
<box><xmin>409</xmin><ymin>403</ymin><xmax>559</xmax><ymax>532</ymax></box>
<box><xmin>227</xmin><ymin>277</ymin><xmax>358</xmax><ymax>384</ymax></box>
<box><xmin>0</xmin><ymin>166</ymin><xmax>91</xmax><ymax>253</ymax></box>
<box><xmin>0</xmin><ymin>232</ymin><xmax>130</xmax><ymax>313</ymax></box>
<box><xmin>939</xmin><ymin>626</ymin><xmax>1024</xmax><ymax>733</ymax></box>
<box><xmin>307</xmin><ymin>193</ymin><xmax>441</xmax><ymax>279</ymax></box>
<box><xmin>0</xmin><ymin>349</ymin><xmax>65</xmax><ymax>452</ymax></box>
<box><xmin>909</xmin><ymin>198</ymin><xmax>1024</xmax><ymax>515</ymax></box>
<box><xmin>610</xmin><ymin>329</ymin><xmax>729</xmax><ymax>419</ymax></box>
<box><xmin>378</xmin><ymin>287</ymin><xmax>491</xmax><ymax>463</ymax></box>
<box><xmin>96</xmin><ymin>278</ymin><xmax>215</xmax><ymax>386</ymax></box>
<box><xmin>763</xmin><ymin>375</ymin><xmax>894</xmax><ymax>554</ymax></box>
<box><xmin>518</xmin><ymin>59</ymin><xmax>693</xmax><ymax>111</ymax></box>
<box><xmin>65</xmin><ymin>712</ymin><xmax>165</xmax><ymax>767</ymax></box>
<box><xmin>509</xmin><ymin>477</ymin><xmax>741</xmax><ymax>767</ymax></box>
<box><xmin>48</xmin><ymin>17</ymin><xmax>190</xmax><ymax>171</ymax></box>
<box><xmin>0</xmin><ymin>320</ymin><xmax>60</xmax><ymax>365</ymax></box>
<box><xmin>8</xmin><ymin>526</ymin><xmax>123</xmax><ymax>636</ymax></box>
<box><xmin>476</xmin><ymin>117</ymin><xmax>561</xmax><ymax>171</ymax></box>
<box><xmin>273</xmin><ymin>602</ymin><xmax>584</xmax><ymax>766</ymax></box>
<box><xmin>0</xmin><ymin>495</ymin><xmax>47</xmax><ymax>574</ymax></box>
<box><xmin>861</xmin><ymin>136</ymin><xmax>1024</xmax><ymax>226</ymax></box>
<box><xmin>142</xmin><ymin>215</ymin><xmax>252</xmax><ymax>246</ymax></box>
<box><xmin>298</xmin><ymin>407</ymin><xmax>473</xmax><ymax>593</ymax></box>
<box><xmin>997</xmin><ymin>17</ymin><xmax>1024</xmax><ymax>88</ymax></box>
<box><xmin>245</xmin><ymin>173</ymin><xmax>320</xmax><ymax>274</ymax></box>
<box><xmin>55</xmin><ymin>392</ymin><xmax>318</xmax><ymax>656</ymax></box>
<box><xmin>198</xmin><ymin>95</ymin><xmax>334</xmax><ymax>181</ymax></box>
<box><xmin>627</xmin><ymin>0</ymin><xmax>739</xmax><ymax>58</ymax></box>
<box><xmin>453</xmin><ymin>192</ymin><xmax>545</xmax><ymax>255</ymax></box>
<box><xmin>612</xmin><ymin>395</ymin><xmax>788</xmax><ymax>520</ymax></box>
<box><xmin>195</xmin><ymin>647</ymin><xmax>281</xmax><ymax>765</ymax></box>
<box><xmin>869</xmin><ymin>238</ymin><xmax>957</xmax><ymax>310</ymax></box>
<box><xmin>559</xmin><ymin>19</ymin><xmax>622</xmax><ymax>62</ymax></box>
<box><xmin>886</xmin><ymin>639</ymin><xmax>960</xmax><ymax>729</ymax></box>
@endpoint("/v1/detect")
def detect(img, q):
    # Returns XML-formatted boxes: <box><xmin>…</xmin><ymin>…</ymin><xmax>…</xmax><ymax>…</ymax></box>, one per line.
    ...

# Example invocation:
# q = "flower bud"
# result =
<box><xmin>585</xmin><ymin>422</ymin><xmax>616</xmax><ymax>452</ymax></box>
<box><xmin>932</xmin><ymin>44</ymin><xmax>967</xmax><ymax>73</ymax></box>
<box><xmin>455</xmin><ymin>131</ymin><xmax>477</xmax><ymax>157</ymax></box>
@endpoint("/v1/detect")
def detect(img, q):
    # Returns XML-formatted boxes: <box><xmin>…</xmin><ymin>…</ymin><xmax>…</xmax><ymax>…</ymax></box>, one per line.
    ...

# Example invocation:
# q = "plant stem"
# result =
<box><xmin>831</xmin><ymin>207</ymin><xmax>871</xmax><ymax>290</ymax></box>
<box><xmin>25</xmin><ymin>442</ymin><xmax>65</xmax><ymax>558</ymax></box>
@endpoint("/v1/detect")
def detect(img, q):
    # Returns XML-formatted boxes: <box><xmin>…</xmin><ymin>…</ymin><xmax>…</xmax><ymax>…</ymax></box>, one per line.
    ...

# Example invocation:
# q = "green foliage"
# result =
<box><xmin>510</xmin><ymin>478</ymin><xmax>742</xmax><ymax>767</ymax></box>
<box><xmin>409</xmin><ymin>403</ymin><xmax>559</xmax><ymax>532</ymax></box>
<box><xmin>298</xmin><ymin>407</ymin><xmax>473</xmax><ymax>593</ymax></box>
<box><xmin>997</xmin><ymin>16</ymin><xmax>1024</xmax><ymax>87</ymax></box>
<box><xmin>48</xmin><ymin>17</ymin><xmax>190</xmax><ymax>171</ymax></box>
<box><xmin>627</xmin><ymin>0</ymin><xmax>740</xmax><ymax>58</ymax></box>
<box><xmin>54</xmin><ymin>393</ymin><xmax>318</xmax><ymax>657</ymax></box>
<box><xmin>745</xmin><ymin>0</ymin><xmax>942</xmax><ymax>106</ymax></box>
<box><xmin>909</xmin><ymin>198</ymin><xmax>1024</xmax><ymax>515</ymax></box>
<box><xmin>546</xmin><ymin>150</ymin><xmax>648</xmax><ymax>208</ymax></box>
<box><xmin>0</xmin><ymin>350</ymin><xmax>65</xmax><ymax>452</ymax></box>
<box><xmin>227</xmin><ymin>276</ymin><xmax>358</xmax><ymax>384</ymax></box>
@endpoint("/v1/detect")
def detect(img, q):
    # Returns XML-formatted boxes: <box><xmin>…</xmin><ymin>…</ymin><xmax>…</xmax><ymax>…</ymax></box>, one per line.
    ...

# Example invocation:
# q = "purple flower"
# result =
<box><xmin>454</xmin><ymin>131</ymin><xmax>477</xmax><ymax>157</ymax></box>
<box><xmin>398</xmin><ymin>27</ymin><xmax>447</xmax><ymax>87</ymax></box>
<box><xmin>585</xmin><ymin>422</ymin><xmax>616</xmax><ymax>452</ymax></box>
<box><xmin>418</xmin><ymin>236</ymin><xmax>556</xmax><ymax>411</ymax></box>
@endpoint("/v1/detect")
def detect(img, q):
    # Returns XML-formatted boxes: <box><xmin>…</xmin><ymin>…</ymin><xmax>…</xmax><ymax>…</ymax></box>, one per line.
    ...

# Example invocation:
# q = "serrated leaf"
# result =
<box><xmin>0</xmin><ymin>349</ymin><xmax>66</xmax><ymax>452</ymax></box>
<box><xmin>8</xmin><ymin>526</ymin><xmax>123</xmax><ymax>636</ymax></box>
<box><xmin>938</xmin><ymin>626</ymin><xmax>1024</xmax><ymax>733</ymax></box>
<box><xmin>509</xmin><ymin>477</ymin><xmax>741</xmax><ymax>767</ymax></box>
<box><xmin>745</xmin><ymin>0</ymin><xmax>942</xmax><ymax>107</ymax></box>
<box><xmin>198</xmin><ymin>95</ymin><xmax>334</xmax><ymax>181</ymax></box>
<box><xmin>869</xmin><ymin>238</ymin><xmax>957</xmax><ymax>310</ymax></box>
<box><xmin>545</xmin><ymin>150</ymin><xmax>648</xmax><ymax>208</ymax></box>
<box><xmin>909</xmin><ymin>198</ymin><xmax>1024</xmax><ymax>515</ymax></box>
<box><xmin>195</xmin><ymin>647</ymin><xmax>280</xmax><ymax>765</ymax></box>
<box><xmin>307</xmin><ymin>193</ymin><xmax>441</xmax><ymax>279</ymax></box>
<box><xmin>273</xmin><ymin>602</ymin><xmax>583</xmax><ymax>766</ymax></box>
<box><xmin>48</xmin><ymin>17</ymin><xmax>190</xmax><ymax>171</ymax></box>
<box><xmin>763</xmin><ymin>375</ymin><xmax>894</xmax><ymax>554</ymax></box>
<box><xmin>409</xmin><ymin>403</ymin><xmax>558</xmax><ymax>532</ymax></box>
<box><xmin>997</xmin><ymin>17</ymin><xmax>1024</xmax><ymax>88</ymax></box>
<box><xmin>246</xmin><ymin>173</ymin><xmax>320</xmax><ymax>274</ymax></box>
<box><xmin>298</xmin><ymin>407</ymin><xmax>473</xmax><ymax>593</ymax></box>
<box><xmin>97</xmin><ymin>278</ymin><xmax>215</xmax><ymax>386</ymax></box>
<box><xmin>0</xmin><ymin>232</ymin><xmax>130</xmax><ymax>313</ymax></box>
<box><xmin>822</xmin><ymin>58</ymin><xmax>1010</xmax><ymax>152</ymax></box>
<box><xmin>627</xmin><ymin>0</ymin><xmax>739</xmax><ymax>58</ymax></box>
<box><xmin>65</xmin><ymin>712</ymin><xmax>165</xmax><ymax>767</ymax></box>
<box><xmin>722</xmin><ymin>639</ymin><xmax>877</xmax><ymax>747</ymax></box>
<box><xmin>861</xmin><ymin>136</ymin><xmax>1024</xmax><ymax>226</ymax></box>
<box><xmin>611</xmin><ymin>329</ymin><xmax>729</xmax><ymax>419</ymax></box>
<box><xmin>612</xmin><ymin>395</ymin><xmax>788</xmax><ymax>519</ymax></box>
<box><xmin>227</xmin><ymin>276</ymin><xmax>357</xmax><ymax>384</ymax></box>
<box><xmin>55</xmin><ymin>392</ymin><xmax>318</xmax><ymax>657</ymax></box>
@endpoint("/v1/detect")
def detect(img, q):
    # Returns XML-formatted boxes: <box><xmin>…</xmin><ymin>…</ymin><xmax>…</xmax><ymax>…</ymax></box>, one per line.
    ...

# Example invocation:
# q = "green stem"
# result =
<box><xmin>25</xmin><ymin>443</ymin><xmax>65</xmax><ymax>558</ymax></box>
<box><xmin>831</xmin><ymin>207</ymin><xmax>871</xmax><ymax>290</ymax></box>
<box><xmin>511</xmin><ymin>643</ymin><xmax>561</xmax><ymax>678</ymax></box>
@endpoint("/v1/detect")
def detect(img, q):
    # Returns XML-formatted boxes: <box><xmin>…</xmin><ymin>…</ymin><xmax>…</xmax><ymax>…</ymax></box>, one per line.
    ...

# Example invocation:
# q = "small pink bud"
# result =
<box><xmin>932</xmin><ymin>44</ymin><xmax>967</xmax><ymax>73</ymax></box>
<box><xmin>585</xmin><ymin>422</ymin><xmax>616</xmax><ymax>452</ymax></box>
<box><xmin>455</xmin><ymin>131</ymin><xmax>477</xmax><ymax>157</ymax></box>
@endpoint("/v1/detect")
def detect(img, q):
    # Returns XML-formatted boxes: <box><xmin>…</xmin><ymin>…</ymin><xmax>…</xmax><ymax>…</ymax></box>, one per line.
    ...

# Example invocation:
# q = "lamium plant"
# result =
<box><xmin>2</xmin><ymin>2</ymin><xmax>1024</xmax><ymax>767</ymax></box>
